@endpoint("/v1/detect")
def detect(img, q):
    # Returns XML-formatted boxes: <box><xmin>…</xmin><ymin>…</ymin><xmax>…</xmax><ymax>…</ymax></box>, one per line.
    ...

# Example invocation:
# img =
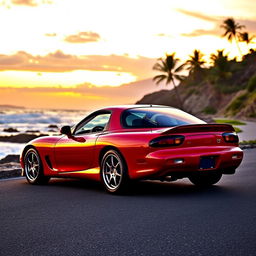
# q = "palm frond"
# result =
<box><xmin>174</xmin><ymin>74</ymin><xmax>186</xmax><ymax>81</ymax></box>
<box><xmin>153</xmin><ymin>75</ymin><xmax>167</xmax><ymax>85</ymax></box>
<box><xmin>174</xmin><ymin>63</ymin><xmax>185</xmax><ymax>73</ymax></box>
<box><xmin>153</xmin><ymin>63</ymin><xmax>162</xmax><ymax>71</ymax></box>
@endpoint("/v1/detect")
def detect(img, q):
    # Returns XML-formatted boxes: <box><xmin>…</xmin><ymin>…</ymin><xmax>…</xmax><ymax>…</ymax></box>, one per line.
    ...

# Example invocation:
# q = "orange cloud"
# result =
<box><xmin>181</xmin><ymin>18</ymin><xmax>256</xmax><ymax>37</ymax></box>
<box><xmin>155</xmin><ymin>33</ymin><xmax>173</xmax><ymax>38</ymax></box>
<box><xmin>176</xmin><ymin>9</ymin><xmax>219</xmax><ymax>22</ymax></box>
<box><xmin>64</xmin><ymin>31</ymin><xmax>101</xmax><ymax>43</ymax></box>
<box><xmin>0</xmin><ymin>50</ymin><xmax>156</xmax><ymax>78</ymax></box>
<box><xmin>11</xmin><ymin>0</ymin><xmax>52</xmax><ymax>6</ymax></box>
<box><xmin>45</xmin><ymin>33</ymin><xmax>57</xmax><ymax>37</ymax></box>
<box><xmin>239</xmin><ymin>19</ymin><xmax>256</xmax><ymax>33</ymax></box>
<box><xmin>0</xmin><ymin>78</ymin><xmax>163</xmax><ymax>110</ymax></box>
<box><xmin>177</xmin><ymin>9</ymin><xmax>256</xmax><ymax>35</ymax></box>
<box><xmin>182</xmin><ymin>28</ymin><xmax>220</xmax><ymax>37</ymax></box>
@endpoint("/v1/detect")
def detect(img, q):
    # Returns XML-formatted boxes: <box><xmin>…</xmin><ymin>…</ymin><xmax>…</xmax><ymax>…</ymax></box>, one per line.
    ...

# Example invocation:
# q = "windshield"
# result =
<box><xmin>121</xmin><ymin>107</ymin><xmax>205</xmax><ymax>128</ymax></box>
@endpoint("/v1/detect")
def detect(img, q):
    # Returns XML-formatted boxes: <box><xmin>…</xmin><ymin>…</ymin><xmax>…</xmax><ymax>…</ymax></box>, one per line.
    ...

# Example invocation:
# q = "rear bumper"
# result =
<box><xmin>135</xmin><ymin>146</ymin><xmax>243</xmax><ymax>179</ymax></box>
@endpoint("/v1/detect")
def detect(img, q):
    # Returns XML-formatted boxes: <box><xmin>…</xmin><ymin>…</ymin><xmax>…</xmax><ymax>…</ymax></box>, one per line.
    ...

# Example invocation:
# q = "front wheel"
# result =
<box><xmin>24</xmin><ymin>148</ymin><xmax>50</xmax><ymax>185</ymax></box>
<box><xmin>100</xmin><ymin>150</ymin><xmax>129</xmax><ymax>194</ymax></box>
<box><xmin>189</xmin><ymin>171</ymin><xmax>222</xmax><ymax>187</ymax></box>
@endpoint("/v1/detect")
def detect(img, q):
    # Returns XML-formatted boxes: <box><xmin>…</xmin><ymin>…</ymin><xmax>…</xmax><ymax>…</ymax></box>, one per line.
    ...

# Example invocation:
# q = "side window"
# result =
<box><xmin>75</xmin><ymin>113</ymin><xmax>111</xmax><ymax>135</ymax></box>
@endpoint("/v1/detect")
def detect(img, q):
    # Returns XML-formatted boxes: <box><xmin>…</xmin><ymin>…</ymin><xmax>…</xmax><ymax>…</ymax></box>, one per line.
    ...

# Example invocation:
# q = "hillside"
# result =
<box><xmin>137</xmin><ymin>51</ymin><xmax>256</xmax><ymax>120</ymax></box>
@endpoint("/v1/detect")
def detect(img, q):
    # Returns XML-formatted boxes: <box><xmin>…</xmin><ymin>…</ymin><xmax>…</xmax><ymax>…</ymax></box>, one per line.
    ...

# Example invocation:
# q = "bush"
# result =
<box><xmin>234</xmin><ymin>127</ymin><xmax>242</xmax><ymax>133</ymax></box>
<box><xmin>214</xmin><ymin>83</ymin><xmax>242</xmax><ymax>94</ymax></box>
<box><xmin>226</xmin><ymin>92</ymin><xmax>249</xmax><ymax>115</ymax></box>
<box><xmin>203</xmin><ymin>106</ymin><xmax>217</xmax><ymax>114</ymax></box>
<box><xmin>247</xmin><ymin>75</ymin><xmax>256</xmax><ymax>92</ymax></box>
<box><xmin>214</xmin><ymin>119</ymin><xmax>246</xmax><ymax>125</ymax></box>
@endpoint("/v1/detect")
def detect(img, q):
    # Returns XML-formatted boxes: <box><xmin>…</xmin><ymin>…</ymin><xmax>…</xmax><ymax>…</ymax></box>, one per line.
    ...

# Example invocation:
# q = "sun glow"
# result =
<box><xmin>0</xmin><ymin>70</ymin><xmax>136</xmax><ymax>88</ymax></box>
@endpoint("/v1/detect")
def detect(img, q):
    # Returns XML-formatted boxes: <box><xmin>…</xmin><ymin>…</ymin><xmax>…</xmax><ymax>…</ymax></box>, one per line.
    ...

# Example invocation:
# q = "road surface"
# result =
<box><xmin>1</xmin><ymin>149</ymin><xmax>256</xmax><ymax>256</ymax></box>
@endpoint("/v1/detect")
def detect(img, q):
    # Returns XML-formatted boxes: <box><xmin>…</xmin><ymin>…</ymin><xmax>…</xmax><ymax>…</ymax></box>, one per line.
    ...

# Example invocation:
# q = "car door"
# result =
<box><xmin>54</xmin><ymin>112</ymin><xmax>111</xmax><ymax>172</ymax></box>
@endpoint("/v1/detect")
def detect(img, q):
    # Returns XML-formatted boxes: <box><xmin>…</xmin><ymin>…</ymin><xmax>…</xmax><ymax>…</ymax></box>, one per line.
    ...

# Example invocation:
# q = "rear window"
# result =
<box><xmin>121</xmin><ymin>107</ymin><xmax>205</xmax><ymax>128</ymax></box>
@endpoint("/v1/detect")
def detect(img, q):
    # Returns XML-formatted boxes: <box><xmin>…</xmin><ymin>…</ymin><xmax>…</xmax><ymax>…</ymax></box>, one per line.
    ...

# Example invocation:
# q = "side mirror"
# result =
<box><xmin>60</xmin><ymin>126</ymin><xmax>72</xmax><ymax>137</ymax></box>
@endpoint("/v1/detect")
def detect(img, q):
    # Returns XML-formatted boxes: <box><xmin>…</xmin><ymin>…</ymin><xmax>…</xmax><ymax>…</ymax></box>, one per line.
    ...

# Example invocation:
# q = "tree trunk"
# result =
<box><xmin>235</xmin><ymin>37</ymin><xmax>242</xmax><ymax>56</ymax></box>
<box><xmin>172</xmin><ymin>79</ymin><xmax>184</xmax><ymax>110</ymax></box>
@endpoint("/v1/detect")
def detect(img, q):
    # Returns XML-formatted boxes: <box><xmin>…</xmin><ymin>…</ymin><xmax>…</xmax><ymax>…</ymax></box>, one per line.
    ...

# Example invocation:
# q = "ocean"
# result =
<box><xmin>0</xmin><ymin>107</ymin><xmax>88</xmax><ymax>159</ymax></box>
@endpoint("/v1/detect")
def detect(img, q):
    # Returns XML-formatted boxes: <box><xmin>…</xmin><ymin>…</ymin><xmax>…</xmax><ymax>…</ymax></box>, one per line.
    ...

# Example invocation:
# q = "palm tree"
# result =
<box><xmin>221</xmin><ymin>18</ymin><xmax>245</xmax><ymax>55</ymax></box>
<box><xmin>210</xmin><ymin>50</ymin><xmax>228</xmax><ymax>65</ymax></box>
<box><xmin>185</xmin><ymin>50</ymin><xmax>205</xmax><ymax>79</ymax></box>
<box><xmin>239</xmin><ymin>32</ymin><xmax>255</xmax><ymax>50</ymax></box>
<box><xmin>153</xmin><ymin>53</ymin><xmax>186</xmax><ymax>109</ymax></box>
<box><xmin>210</xmin><ymin>50</ymin><xmax>231</xmax><ymax>82</ymax></box>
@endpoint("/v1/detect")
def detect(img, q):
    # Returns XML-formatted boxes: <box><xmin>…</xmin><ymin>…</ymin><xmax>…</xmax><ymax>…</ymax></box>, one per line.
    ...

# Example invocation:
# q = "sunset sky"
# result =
<box><xmin>0</xmin><ymin>0</ymin><xmax>256</xmax><ymax>110</ymax></box>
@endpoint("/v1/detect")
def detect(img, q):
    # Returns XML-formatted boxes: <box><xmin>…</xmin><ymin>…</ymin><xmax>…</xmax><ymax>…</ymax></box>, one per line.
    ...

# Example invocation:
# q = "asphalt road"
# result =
<box><xmin>1</xmin><ymin>149</ymin><xmax>256</xmax><ymax>256</ymax></box>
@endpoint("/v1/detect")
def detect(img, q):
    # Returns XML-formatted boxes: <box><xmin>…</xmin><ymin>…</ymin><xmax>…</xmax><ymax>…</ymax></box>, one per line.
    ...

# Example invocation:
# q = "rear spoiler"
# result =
<box><xmin>161</xmin><ymin>124</ymin><xmax>235</xmax><ymax>135</ymax></box>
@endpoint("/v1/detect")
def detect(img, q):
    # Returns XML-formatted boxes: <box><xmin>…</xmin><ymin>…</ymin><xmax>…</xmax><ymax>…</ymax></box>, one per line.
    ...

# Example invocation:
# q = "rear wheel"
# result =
<box><xmin>24</xmin><ymin>148</ymin><xmax>50</xmax><ymax>185</ymax></box>
<box><xmin>100</xmin><ymin>150</ymin><xmax>129</xmax><ymax>194</ymax></box>
<box><xmin>189</xmin><ymin>171</ymin><xmax>222</xmax><ymax>187</ymax></box>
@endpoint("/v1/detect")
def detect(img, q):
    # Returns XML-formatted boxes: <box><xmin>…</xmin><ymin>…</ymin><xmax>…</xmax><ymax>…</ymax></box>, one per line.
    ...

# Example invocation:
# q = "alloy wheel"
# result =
<box><xmin>25</xmin><ymin>151</ymin><xmax>40</xmax><ymax>182</ymax></box>
<box><xmin>102</xmin><ymin>152</ymin><xmax>123</xmax><ymax>191</ymax></box>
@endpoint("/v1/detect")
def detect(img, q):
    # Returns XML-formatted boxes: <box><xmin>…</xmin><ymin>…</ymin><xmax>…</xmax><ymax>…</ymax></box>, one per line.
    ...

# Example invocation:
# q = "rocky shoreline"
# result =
<box><xmin>0</xmin><ymin>133</ymin><xmax>48</xmax><ymax>143</ymax></box>
<box><xmin>0</xmin><ymin>155</ymin><xmax>22</xmax><ymax>179</ymax></box>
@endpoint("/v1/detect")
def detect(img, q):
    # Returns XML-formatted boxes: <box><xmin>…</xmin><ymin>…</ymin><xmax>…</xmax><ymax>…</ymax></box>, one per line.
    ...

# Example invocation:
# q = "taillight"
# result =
<box><xmin>149</xmin><ymin>135</ymin><xmax>184</xmax><ymax>147</ymax></box>
<box><xmin>222</xmin><ymin>132</ymin><xmax>239</xmax><ymax>143</ymax></box>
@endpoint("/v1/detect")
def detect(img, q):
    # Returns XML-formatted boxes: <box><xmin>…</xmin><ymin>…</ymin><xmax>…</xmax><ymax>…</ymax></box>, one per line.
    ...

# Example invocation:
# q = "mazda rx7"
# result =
<box><xmin>20</xmin><ymin>105</ymin><xmax>243</xmax><ymax>193</ymax></box>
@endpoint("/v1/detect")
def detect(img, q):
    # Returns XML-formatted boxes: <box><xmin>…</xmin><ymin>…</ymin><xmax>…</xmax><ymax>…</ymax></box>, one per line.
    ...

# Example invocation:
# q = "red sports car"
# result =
<box><xmin>20</xmin><ymin>105</ymin><xmax>243</xmax><ymax>193</ymax></box>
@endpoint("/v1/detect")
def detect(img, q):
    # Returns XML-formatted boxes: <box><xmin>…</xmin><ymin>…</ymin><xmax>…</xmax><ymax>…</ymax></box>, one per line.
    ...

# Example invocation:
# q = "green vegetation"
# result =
<box><xmin>220</xmin><ymin>18</ymin><xmax>245</xmax><ymax>55</ymax></box>
<box><xmin>225</xmin><ymin>91</ymin><xmax>256</xmax><ymax>116</ymax></box>
<box><xmin>214</xmin><ymin>119</ymin><xmax>246</xmax><ymax>125</ymax></box>
<box><xmin>234</xmin><ymin>127</ymin><xmax>243</xmax><ymax>133</ymax></box>
<box><xmin>203</xmin><ymin>106</ymin><xmax>217</xmax><ymax>115</ymax></box>
<box><xmin>208</xmin><ymin>50</ymin><xmax>232</xmax><ymax>85</ymax></box>
<box><xmin>153</xmin><ymin>53</ymin><xmax>185</xmax><ymax>109</ymax></box>
<box><xmin>249</xmin><ymin>112</ymin><xmax>256</xmax><ymax>118</ymax></box>
<box><xmin>247</xmin><ymin>76</ymin><xmax>256</xmax><ymax>92</ymax></box>
<box><xmin>185</xmin><ymin>50</ymin><xmax>205</xmax><ymax>78</ymax></box>
<box><xmin>152</xmin><ymin>17</ymin><xmax>256</xmax><ymax>118</ymax></box>
<box><xmin>214</xmin><ymin>119</ymin><xmax>244</xmax><ymax>133</ymax></box>
<box><xmin>226</xmin><ymin>92</ymin><xmax>249</xmax><ymax>115</ymax></box>
<box><xmin>240</xmin><ymin>139</ymin><xmax>256</xmax><ymax>145</ymax></box>
<box><xmin>239</xmin><ymin>32</ymin><xmax>256</xmax><ymax>50</ymax></box>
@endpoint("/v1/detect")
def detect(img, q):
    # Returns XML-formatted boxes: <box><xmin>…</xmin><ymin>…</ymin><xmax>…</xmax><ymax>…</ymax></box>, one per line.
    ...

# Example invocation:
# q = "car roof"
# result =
<box><xmin>99</xmin><ymin>104</ymin><xmax>175</xmax><ymax>111</ymax></box>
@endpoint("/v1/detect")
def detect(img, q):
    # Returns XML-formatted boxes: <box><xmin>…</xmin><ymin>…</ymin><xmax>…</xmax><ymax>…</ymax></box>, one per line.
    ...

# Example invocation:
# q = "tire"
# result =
<box><xmin>100</xmin><ymin>150</ymin><xmax>129</xmax><ymax>194</ymax></box>
<box><xmin>24</xmin><ymin>148</ymin><xmax>50</xmax><ymax>185</ymax></box>
<box><xmin>189</xmin><ymin>171</ymin><xmax>222</xmax><ymax>187</ymax></box>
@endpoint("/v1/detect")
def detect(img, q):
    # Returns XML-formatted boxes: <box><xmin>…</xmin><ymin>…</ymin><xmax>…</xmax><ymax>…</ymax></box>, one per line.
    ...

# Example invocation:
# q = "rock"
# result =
<box><xmin>3</xmin><ymin>127</ymin><xmax>19</xmax><ymax>132</ymax></box>
<box><xmin>26</xmin><ymin>130</ymin><xmax>40</xmax><ymax>133</ymax></box>
<box><xmin>48</xmin><ymin>129</ymin><xmax>58</xmax><ymax>132</ymax></box>
<box><xmin>0</xmin><ymin>133</ymin><xmax>48</xmax><ymax>143</ymax></box>
<box><xmin>48</xmin><ymin>124</ymin><xmax>59</xmax><ymax>129</ymax></box>
<box><xmin>0</xmin><ymin>168</ymin><xmax>21</xmax><ymax>179</ymax></box>
<box><xmin>0</xmin><ymin>155</ymin><xmax>21</xmax><ymax>179</ymax></box>
<box><xmin>0</xmin><ymin>154</ymin><xmax>20</xmax><ymax>164</ymax></box>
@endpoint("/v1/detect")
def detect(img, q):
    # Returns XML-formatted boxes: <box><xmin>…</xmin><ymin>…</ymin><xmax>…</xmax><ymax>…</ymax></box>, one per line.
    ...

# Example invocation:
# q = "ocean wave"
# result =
<box><xmin>1</xmin><ymin>112</ymin><xmax>69</xmax><ymax>124</ymax></box>
<box><xmin>0</xmin><ymin>109</ymin><xmax>88</xmax><ymax>159</ymax></box>
<box><xmin>0</xmin><ymin>142</ymin><xmax>25</xmax><ymax>160</ymax></box>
